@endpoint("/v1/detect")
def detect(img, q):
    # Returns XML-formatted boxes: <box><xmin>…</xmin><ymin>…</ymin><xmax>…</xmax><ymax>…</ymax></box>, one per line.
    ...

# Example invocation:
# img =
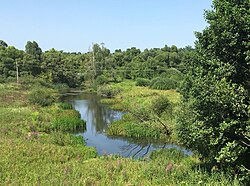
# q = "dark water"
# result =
<box><xmin>64</xmin><ymin>92</ymin><xmax>190</xmax><ymax>158</ymax></box>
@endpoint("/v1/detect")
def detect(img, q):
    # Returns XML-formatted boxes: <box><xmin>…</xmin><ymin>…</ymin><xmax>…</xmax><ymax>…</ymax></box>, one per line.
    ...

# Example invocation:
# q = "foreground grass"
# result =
<box><xmin>0</xmin><ymin>82</ymin><xmax>241</xmax><ymax>185</ymax></box>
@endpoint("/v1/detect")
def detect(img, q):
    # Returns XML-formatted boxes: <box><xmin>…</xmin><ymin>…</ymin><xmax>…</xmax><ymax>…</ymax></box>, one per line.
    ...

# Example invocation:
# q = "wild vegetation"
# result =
<box><xmin>0</xmin><ymin>82</ymin><xmax>241</xmax><ymax>185</ymax></box>
<box><xmin>0</xmin><ymin>0</ymin><xmax>249</xmax><ymax>185</ymax></box>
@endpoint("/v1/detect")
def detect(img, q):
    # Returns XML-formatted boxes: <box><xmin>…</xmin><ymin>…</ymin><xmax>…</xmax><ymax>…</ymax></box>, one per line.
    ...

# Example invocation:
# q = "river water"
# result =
<box><xmin>64</xmin><ymin>92</ymin><xmax>190</xmax><ymax>158</ymax></box>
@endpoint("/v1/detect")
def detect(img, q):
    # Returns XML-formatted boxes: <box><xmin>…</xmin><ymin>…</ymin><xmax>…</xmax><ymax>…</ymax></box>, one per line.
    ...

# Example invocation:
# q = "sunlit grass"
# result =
<box><xmin>0</xmin><ymin>82</ymin><xmax>240</xmax><ymax>185</ymax></box>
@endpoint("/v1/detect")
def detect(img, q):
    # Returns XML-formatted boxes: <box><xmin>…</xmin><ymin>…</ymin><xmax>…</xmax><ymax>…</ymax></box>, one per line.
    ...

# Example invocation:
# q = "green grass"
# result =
<box><xmin>0</xmin><ymin>82</ymin><xmax>241</xmax><ymax>185</ymax></box>
<box><xmin>101</xmin><ymin>81</ymin><xmax>180</xmax><ymax>140</ymax></box>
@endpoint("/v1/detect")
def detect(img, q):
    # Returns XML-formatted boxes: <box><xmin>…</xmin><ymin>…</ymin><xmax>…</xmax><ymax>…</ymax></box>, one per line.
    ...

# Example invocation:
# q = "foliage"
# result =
<box><xmin>135</xmin><ymin>78</ymin><xmax>151</xmax><ymax>87</ymax></box>
<box><xmin>0</xmin><ymin>40</ymin><xmax>8</xmax><ymax>47</ymax></box>
<box><xmin>97</xmin><ymin>84</ymin><xmax>123</xmax><ymax>97</ymax></box>
<box><xmin>151</xmin><ymin>95</ymin><xmax>173</xmax><ymax>117</ymax></box>
<box><xmin>56</xmin><ymin>102</ymin><xmax>73</xmax><ymax>110</ymax></box>
<box><xmin>0</xmin><ymin>83</ymin><xmax>242</xmax><ymax>185</ymax></box>
<box><xmin>177</xmin><ymin>0</ymin><xmax>250</xmax><ymax>181</ymax></box>
<box><xmin>28</xmin><ymin>86</ymin><xmax>58</xmax><ymax>106</ymax></box>
<box><xmin>95</xmin><ymin>74</ymin><xmax>110</xmax><ymax>85</ymax></box>
<box><xmin>52</xmin><ymin>83</ymin><xmax>70</xmax><ymax>93</ymax></box>
<box><xmin>150</xmin><ymin>77</ymin><xmax>178</xmax><ymax>90</ymax></box>
<box><xmin>108</xmin><ymin>119</ymin><xmax>162</xmax><ymax>139</ymax></box>
<box><xmin>105</xmin><ymin>82</ymin><xmax>179</xmax><ymax>140</ymax></box>
<box><xmin>51</xmin><ymin>117</ymin><xmax>86</xmax><ymax>132</ymax></box>
<box><xmin>42</xmin><ymin>132</ymin><xmax>86</xmax><ymax>147</ymax></box>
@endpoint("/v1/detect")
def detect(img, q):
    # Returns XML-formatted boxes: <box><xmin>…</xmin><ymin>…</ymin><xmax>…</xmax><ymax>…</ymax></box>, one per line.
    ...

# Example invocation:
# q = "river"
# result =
<box><xmin>64</xmin><ymin>92</ymin><xmax>190</xmax><ymax>158</ymax></box>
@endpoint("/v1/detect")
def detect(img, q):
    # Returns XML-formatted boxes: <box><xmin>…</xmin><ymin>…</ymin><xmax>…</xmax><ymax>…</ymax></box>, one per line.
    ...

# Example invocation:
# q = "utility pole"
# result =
<box><xmin>16</xmin><ymin>60</ymin><xmax>19</xmax><ymax>83</ymax></box>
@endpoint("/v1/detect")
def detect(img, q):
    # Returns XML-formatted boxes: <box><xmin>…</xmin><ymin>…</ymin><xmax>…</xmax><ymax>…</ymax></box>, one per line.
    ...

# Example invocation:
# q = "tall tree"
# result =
<box><xmin>177</xmin><ymin>0</ymin><xmax>250</xmax><ymax>179</ymax></box>
<box><xmin>25</xmin><ymin>41</ymin><xmax>42</xmax><ymax>60</ymax></box>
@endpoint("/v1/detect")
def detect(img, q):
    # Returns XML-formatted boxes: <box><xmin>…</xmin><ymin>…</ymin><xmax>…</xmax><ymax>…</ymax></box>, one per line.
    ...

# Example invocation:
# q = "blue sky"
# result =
<box><xmin>1</xmin><ymin>0</ymin><xmax>213</xmax><ymax>52</ymax></box>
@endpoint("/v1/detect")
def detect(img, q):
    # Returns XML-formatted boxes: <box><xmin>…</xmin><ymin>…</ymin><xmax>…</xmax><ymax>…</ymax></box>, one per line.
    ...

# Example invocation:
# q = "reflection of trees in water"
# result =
<box><xmin>70</xmin><ymin>93</ymin><xmax>120</xmax><ymax>133</ymax></box>
<box><xmin>122</xmin><ymin>144</ymin><xmax>152</xmax><ymax>158</ymax></box>
<box><xmin>108</xmin><ymin>135</ymin><xmax>167</xmax><ymax>157</ymax></box>
<box><xmin>85</xmin><ymin>94</ymin><xmax>118</xmax><ymax>132</ymax></box>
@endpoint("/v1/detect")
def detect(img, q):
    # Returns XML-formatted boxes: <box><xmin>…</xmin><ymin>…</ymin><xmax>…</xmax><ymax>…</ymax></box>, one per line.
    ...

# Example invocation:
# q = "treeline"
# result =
<box><xmin>0</xmin><ymin>40</ymin><xmax>193</xmax><ymax>89</ymax></box>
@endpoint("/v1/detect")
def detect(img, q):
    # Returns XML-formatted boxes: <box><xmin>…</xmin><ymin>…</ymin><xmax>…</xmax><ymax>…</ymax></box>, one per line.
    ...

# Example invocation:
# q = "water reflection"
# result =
<box><xmin>64</xmin><ymin>92</ymin><xmax>191</xmax><ymax>158</ymax></box>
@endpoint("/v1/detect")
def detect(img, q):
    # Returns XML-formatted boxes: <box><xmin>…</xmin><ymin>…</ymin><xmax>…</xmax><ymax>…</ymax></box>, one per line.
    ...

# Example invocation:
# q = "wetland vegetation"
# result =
<box><xmin>0</xmin><ymin>0</ymin><xmax>249</xmax><ymax>185</ymax></box>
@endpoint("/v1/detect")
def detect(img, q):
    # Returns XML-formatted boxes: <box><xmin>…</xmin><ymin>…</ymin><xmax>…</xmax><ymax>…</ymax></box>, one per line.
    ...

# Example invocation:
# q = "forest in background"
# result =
<box><xmin>0</xmin><ymin>39</ymin><xmax>192</xmax><ymax>90</ymax></box>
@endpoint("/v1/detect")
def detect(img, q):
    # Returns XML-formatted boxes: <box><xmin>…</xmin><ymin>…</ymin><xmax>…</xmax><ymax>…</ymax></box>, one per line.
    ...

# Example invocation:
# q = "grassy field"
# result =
<box><xmin>0</xmin><ymin>82</ymin><xmax>241</xmax><ymax>185</ymax></box>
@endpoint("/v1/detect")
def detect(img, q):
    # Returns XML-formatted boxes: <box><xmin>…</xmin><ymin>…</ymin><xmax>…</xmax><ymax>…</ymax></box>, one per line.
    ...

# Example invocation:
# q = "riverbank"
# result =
<box><xmin>98</xmin><ymin>81</ymin><xmax>180</xmax><ymax>141</ymax></box>
<box><xmin>0</xmin><ymin>82</ymin><xmax>240</xmax><ymax>185</ymax></box>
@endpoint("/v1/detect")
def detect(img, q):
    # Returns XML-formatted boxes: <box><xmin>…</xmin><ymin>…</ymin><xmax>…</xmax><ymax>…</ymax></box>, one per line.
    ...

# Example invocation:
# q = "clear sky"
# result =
<box><xmin>1</xmin><ymin>0</ymin><xmax>213</xmax><ymax>52</ymax></box>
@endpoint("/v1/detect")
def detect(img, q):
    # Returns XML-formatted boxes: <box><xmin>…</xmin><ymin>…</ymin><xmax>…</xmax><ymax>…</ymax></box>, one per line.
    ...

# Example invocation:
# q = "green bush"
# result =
<box><xmin>0</xmin><ymin>77</ymin><xmax>6</xmax><ymax>83</ymax></box>
<box><xmin>151</xmin><ymin>95</ymin><xmax>173</xmax><ymax>116</ymax></box>
<box><xmin>95</xmin><ymin>75</ymin><xmax>109</xmax><ymax>85</ymax></box>
<box><xmin>97</xmin><ymin>85</ymin><xmax>123</xmax><ymax>97</ymax></box>
<box><xmin>52</xmin><ymin>83</ymin><xmax>70</xmax><ymax>93</ymax></box>
<box><xmin>150</xmin><ymin>148</ymin><xmax>187</xmax><ymax>163</ymax></box>
<box><xmin>51</xmin><ymin>117</ymin><xmax>86</xmax><ymax>132</ymax></box>
<box><xmin>44</xmin><ymin>132</ymin><xmax>85</xmax><ymax>146</ymax></box>
<box><xmin>161</xmin><ymin>68</ymin><xmax>183</xmax><ymax>82</ymax></box>
<box><xmin>28</xmin><ymin>87</ymin><xmax>58</xmax><ymax>106</ymax></box>
<box><xmin>135</xmin><ymin>78</ymin><xmax>151</xmax><ymax>87</ymax></box>
<box><xmin>150</xmin><ymin>77</ymin><xmax>178</xmax><ymax>90</ymax></box>
<box><xmin>6</xmin><ymin>77</ymin><xmax>16</xmax><ymax>83</ymax></box>
<box><xmin>56</xmin><ymin>102</ymin><xmax>73</xmax><ymax>110</ymax></box>
<box><xmin>108</xmin><ymin>120</ymin><xmax>161</xmax><ymax>139</ymax></box>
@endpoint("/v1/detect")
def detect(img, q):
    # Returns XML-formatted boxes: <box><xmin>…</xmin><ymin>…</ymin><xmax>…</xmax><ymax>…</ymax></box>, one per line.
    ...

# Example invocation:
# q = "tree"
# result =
<box><xmin>0</xmin><ymin>40</ymin><xmax>8</xmax><ymax>47</ymax></box>
<box><xmin>25</xmin><ymin>41</ymin><xmax>42</xmax><ymax>60</ymax></box>
<box><xmin>177</xmin><ymin>0</ymin><xmax>250</xmax><ymax>179</ymax></box>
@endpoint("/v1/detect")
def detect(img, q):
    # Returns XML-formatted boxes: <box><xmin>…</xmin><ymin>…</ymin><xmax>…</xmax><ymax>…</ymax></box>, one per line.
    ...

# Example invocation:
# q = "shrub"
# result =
<box><xmin>28</xmin><ymin>87</ymin><xmax>58</xmax><ymax>106</ymax></box>
<box><xmin>97</xmin><ymin>85</ymin><xmax>123</xmax><ymax>97</ymax></box>
<box><xmin>56</xmin><ymin>102</ymin><xmax>73</xmax><ymax>110</ymax></box>
<box><xmin>108</xmin><ymin>120</ymin><xmax>161</xmax><ymax>139</ymax></box>
<box><xmin>150</xmin><ymin>77</ymin><xmax>178</xmax><ymax>90</ymax></box>
<box><xmin>95</xmin><ymin>75</ymin><xmax>109</xmax><ymax>85</ymax></box>
<box><xmin>46</xmin><ymin>132</ymin><xmax>85</xmax><ymax>146</ymax></box>
<box><xmin>161</xmin><ymin>68</ymin><xmax>183</xmax><ymax>82</ymax></box>
<box><xmin>52</xmin><ymin>83</ymin><xmax>70</xmax><ymax>93</ymax></box>
<box><xmin>151</xmin><ymin>95</ymin><xmax>172</xmax><ymax>116</ymax></box>
<box><xmin>51</xmin><ymin>117</ymin><xmax>86</xmax><ymax>132</ymax></box>
<box><xmin>135</xmin><ymin>78</ymin><xmax>151</xmax><ymax>87</ymax></box>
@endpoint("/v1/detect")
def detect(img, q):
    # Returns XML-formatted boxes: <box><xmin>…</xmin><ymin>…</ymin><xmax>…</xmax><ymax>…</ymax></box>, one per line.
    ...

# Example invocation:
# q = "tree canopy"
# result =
<box><xmin>177</xmin><ymin>0</ymin><xmax>250</xmax><ymax>180</ymax></box>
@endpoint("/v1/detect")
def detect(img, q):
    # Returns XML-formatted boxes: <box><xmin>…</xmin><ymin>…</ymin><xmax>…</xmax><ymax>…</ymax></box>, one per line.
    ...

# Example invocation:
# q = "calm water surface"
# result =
<box><xmin>64</xmin><ymin>92</ymin><xmax>190</xmax><ymax>158</ymax></box>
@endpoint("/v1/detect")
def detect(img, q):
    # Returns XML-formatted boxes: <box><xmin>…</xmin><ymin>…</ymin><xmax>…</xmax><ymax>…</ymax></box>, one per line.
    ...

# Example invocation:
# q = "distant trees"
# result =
<box><xmin>0</xmin><ymin>40</ymin><xmax>193</xmax><ymax>89</ymax></box>
<box><xmin>81</xmin><ymin>43</ymin><xmax>191</xmax><ymax>90</ymax></box>
<box><xmin>177</xmin><ymin>0</ymin><xmax>250</xmax><ymax>179</ymax></box>
<box><xmin>0</xmin><ymin>45</ymin><xmax>23</xmax><ymax>81</ymax></box>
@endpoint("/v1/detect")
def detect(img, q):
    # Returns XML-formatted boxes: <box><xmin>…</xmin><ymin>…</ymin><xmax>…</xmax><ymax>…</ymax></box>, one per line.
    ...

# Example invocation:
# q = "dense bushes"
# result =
<box><xmin>43</xmin><ymin>132</ymin><xmax>85</xmax><ymax>147</ymax></box>
<box><xmin>177</xmin><ymin>0</ymin><xmax>250</xmax><ymax>182</ymax></box>
<box><xmin>51</xmin><ymin>117</ymin><xmax>86</xmax><ymax>132</ymax></box>
<box><xmin>151</xmin><ymin>95</ymin><xmax>173</xmax><ymax>117</ymax></box>
<box><xmin>28</xmin><ymin>86</ymin><xmax>58</xmax><ymax>106</ymax></box>
<box><xmin>150</xmin><ymin>77</ymin><xmax>178</xmax><ymax>90</ymax></box>
<box><xmin>56</xmin><ymin>102</ymin><xmax>73</xmax><ymax>110</ymax></box>
<box><xmin>135</xmin><ymin>78</ymin><xmax>151</xmax><ymax>87</ymax></box>
<box><xmin>108</xmin><ymin>120</ymin><xmax>162</xmax><ymax>139</ymax></box>
<box><xmin>97</xmin><ymin>85</ymin><xmax>123</xmax><ymax>97</ymax></box>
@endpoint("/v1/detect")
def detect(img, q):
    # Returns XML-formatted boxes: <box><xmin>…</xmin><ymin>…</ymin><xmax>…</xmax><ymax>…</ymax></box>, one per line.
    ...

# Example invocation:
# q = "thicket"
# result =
<box><xmin>28</xmin><ymin>86</ymin><xmax>58</xmax><ymax>106</ymax></box>
<box><xmin>177</xmin><ymin>0</ymin><xmax>250</xmax><ymax>182</ymax></box>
